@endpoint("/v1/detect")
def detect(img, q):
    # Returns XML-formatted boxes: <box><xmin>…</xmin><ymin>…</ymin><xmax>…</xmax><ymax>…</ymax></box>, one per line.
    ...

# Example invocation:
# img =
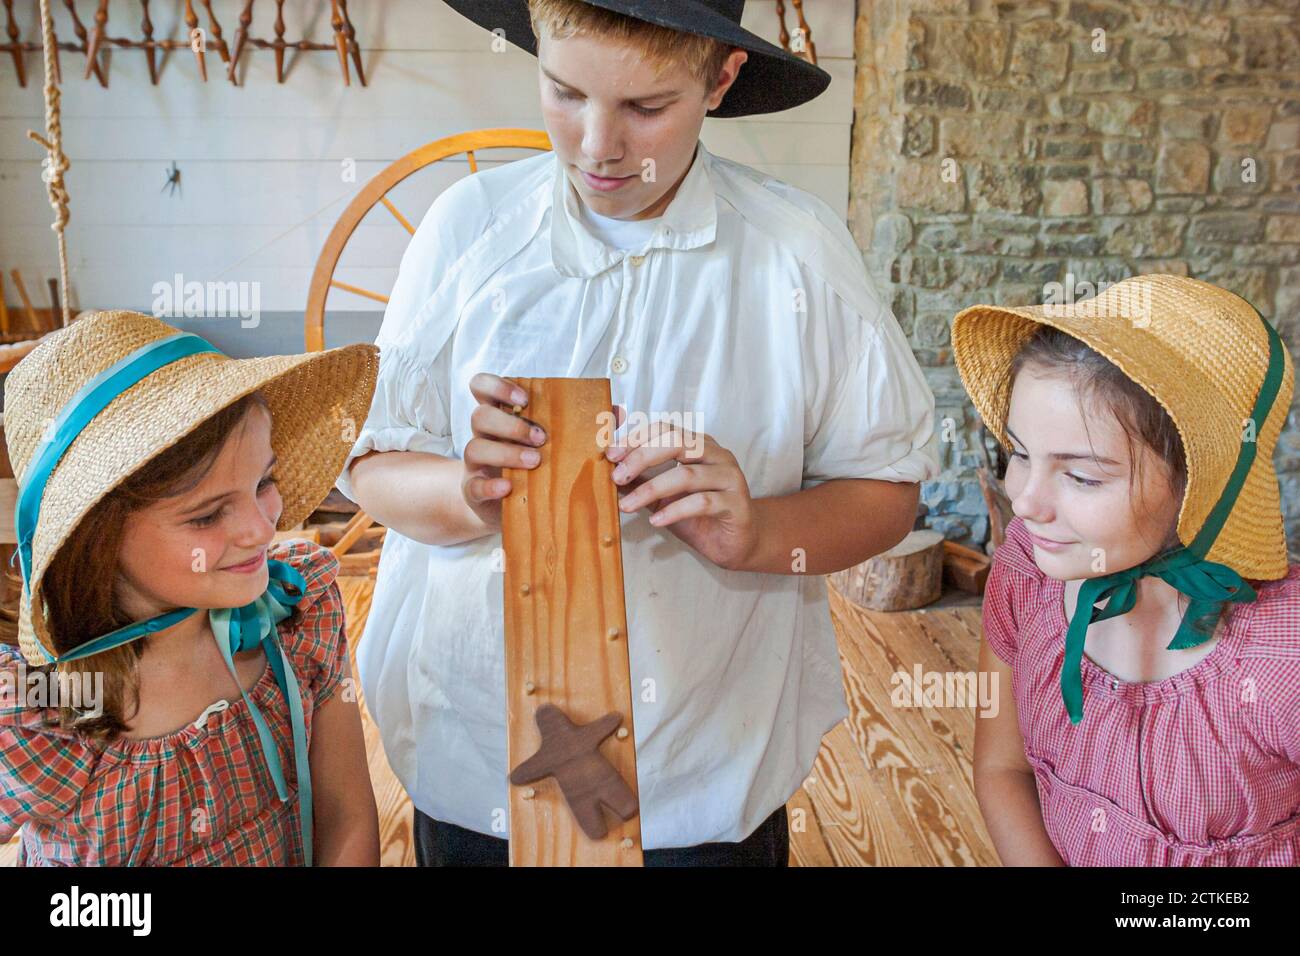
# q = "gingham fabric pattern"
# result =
<box><xmin>0</xmin><ymin>539</ymin><xmax>348</xmax><ymax>866</ymax></box>
<box><xmin>983</xmin><ymin>516</ymin><xmax>1300</xmax><ymax>866</ymax></box>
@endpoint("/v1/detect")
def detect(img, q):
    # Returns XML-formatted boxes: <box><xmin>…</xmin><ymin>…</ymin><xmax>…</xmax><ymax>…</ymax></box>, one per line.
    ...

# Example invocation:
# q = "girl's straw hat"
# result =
<box><xmin>4</xmin><ymin>310</ymin><xmax>379</xmax><ymax>666</ymax></box>
<box><xmin>951</xmin><ymin>274</ymin><xmax>1294</xmax><ymax>582</ymax></box>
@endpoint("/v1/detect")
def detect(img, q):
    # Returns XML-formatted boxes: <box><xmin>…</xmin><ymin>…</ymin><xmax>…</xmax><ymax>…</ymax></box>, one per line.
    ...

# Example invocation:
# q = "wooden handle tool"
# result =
<box><xmin>9</xmin><ymin>270</ymin><xmax>37</xmax><ymax>332</ymax></box>
<box><xmin>47</xmin><ymin>278</ymin><xmax>61</xmax><ymax>330</ymax></box>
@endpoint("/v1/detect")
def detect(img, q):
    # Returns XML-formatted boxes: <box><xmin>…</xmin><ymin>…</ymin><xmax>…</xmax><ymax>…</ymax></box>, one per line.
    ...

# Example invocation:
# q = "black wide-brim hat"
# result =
<box><xmin>441</xmin><ymin>0</ymin><xmax>831</xmax><ymax>117</ymax></box>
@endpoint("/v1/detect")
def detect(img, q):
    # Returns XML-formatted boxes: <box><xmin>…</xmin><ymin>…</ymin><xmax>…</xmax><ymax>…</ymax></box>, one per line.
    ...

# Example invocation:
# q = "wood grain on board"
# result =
<box><xmin>500</xmin><ymin>378</ymin><xmax>641</xmax><ymax>867</ymax></box>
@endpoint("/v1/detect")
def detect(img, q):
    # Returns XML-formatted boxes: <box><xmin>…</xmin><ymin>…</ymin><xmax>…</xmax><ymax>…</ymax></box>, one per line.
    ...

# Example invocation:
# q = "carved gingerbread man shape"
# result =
<box><xmin>509</xmin><ymin>703</ymin><xmax>639</xmax><ymax>840</ymax></box>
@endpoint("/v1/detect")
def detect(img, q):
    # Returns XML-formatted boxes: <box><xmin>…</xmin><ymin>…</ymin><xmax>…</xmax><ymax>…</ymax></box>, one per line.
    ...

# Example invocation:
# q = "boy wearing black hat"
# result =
<box><xmin>338</xmin><ymin>0</ymin><xmax>939</xmax><ymax>866</ymax></box>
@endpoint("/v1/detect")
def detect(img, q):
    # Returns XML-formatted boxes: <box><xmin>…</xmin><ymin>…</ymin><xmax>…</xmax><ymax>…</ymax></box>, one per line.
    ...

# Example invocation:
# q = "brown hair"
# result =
<box><xmin>7</xmin><ymin>390</ymin><xmax>294</xmax><ymax>741</ymax></box>
<box><xmin>527</xmin><ymin>0</ymin><xmax>736</xmax><ymax>99</ymax></box>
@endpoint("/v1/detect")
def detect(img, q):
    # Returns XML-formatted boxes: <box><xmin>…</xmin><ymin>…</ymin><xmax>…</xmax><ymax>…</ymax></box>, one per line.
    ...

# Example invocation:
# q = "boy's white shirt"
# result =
<box><xmin>335</xmin><ymin>140</ymin><xmax>941</xmax><ymax>848</ymax></box>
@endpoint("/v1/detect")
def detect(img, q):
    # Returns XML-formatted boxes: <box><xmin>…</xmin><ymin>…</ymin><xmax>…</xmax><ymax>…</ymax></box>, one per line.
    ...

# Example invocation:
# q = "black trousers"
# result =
<box><xmin>413</xmin><ymin>804</ymin><xmax>789</xmax><ymax>867</ymax></box>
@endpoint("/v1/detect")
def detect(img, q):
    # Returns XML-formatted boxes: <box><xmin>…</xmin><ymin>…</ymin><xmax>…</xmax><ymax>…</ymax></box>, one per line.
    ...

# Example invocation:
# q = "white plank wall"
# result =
<box><xmin>0</xmin><ymin>0</ymin><xmax>856</xmax><ymax>325</ymax></box>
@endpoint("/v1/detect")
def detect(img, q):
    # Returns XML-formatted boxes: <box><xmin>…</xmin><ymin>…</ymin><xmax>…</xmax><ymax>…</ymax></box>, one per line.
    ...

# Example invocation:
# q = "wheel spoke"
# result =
<box><xmin>379</xmin><ymin>195</ymin><xmax>415</xmax><ymax>235</ymax></box>
<box><xmin>329</xmin><ymin>279</ymin><xmax>389</xmax><ymax>304</ymax></box>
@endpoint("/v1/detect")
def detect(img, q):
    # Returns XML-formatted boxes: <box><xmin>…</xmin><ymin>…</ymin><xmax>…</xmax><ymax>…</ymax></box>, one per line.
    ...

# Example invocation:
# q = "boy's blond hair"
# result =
<box><xmin>528</xmin><ymin>0</ymin><xmax>735</xmax><ymax>95</ymax></box>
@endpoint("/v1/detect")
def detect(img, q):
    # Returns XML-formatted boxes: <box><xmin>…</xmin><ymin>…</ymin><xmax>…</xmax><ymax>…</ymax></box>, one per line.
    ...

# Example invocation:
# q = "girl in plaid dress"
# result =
<box><xmin>955</xmin><ymin>276</ymin><xmax>1300</xmax><ymax>866</ymax></box>
<box><xmin>0</xmin><ymin>311</ymin><xmax>381</xmax><ymax>865</ymax></box>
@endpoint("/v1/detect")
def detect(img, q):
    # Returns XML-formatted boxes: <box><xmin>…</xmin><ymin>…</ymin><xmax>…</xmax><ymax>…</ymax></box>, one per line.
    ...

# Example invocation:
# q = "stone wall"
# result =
<box><xmin>848</xmin><ymin>0</ymin><xmax>1300</xmax><ymax>553</ymax></box>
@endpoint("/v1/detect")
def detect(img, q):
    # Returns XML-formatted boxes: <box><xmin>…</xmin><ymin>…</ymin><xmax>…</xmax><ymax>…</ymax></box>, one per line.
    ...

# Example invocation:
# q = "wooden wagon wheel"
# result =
<box><xmin>305</xmin><ymin>128</ymin><xmax>554</xmax><ymax>564</ymax></box>
<box><xmin>305</xmin><ymin>128</ymin><xmax>552</xmax><ymax>349</ymax></box>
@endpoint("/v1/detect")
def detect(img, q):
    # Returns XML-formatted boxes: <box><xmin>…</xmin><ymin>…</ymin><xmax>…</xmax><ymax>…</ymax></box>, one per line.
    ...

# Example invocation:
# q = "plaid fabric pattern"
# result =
<box><xmin>0</xmin><ymin>539</ymin><xmax>349</xmax><ymax>866</ymax></box>
<box><xmin>983</xmin><ymin>516</ymin><xmax>1300</xmax><ymax>866</ymax></box>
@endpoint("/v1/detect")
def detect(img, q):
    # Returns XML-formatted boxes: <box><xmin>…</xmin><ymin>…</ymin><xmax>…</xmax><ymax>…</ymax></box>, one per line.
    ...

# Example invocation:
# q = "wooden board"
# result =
<box><xmin>500</xmin><ymin>378</ymin><xmax>641</xmax><ymax>867</ymax></box>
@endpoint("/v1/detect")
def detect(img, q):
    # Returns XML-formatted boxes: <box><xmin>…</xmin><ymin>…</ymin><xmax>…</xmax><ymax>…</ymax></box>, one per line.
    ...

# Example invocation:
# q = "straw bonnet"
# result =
<box><xmin>953</xmin><ymin>274</ymin><xmax>1294</xmax><ymax>582</ymax></box>
<box><xmin>953</xmin><ymin>275</ymin><xmax>1294</xmax><ymax>723</ymax></box>
<box><xmin>4</xmin><ymin>310</ymin><xmax>379</xmax><ymax>667</ymax></box>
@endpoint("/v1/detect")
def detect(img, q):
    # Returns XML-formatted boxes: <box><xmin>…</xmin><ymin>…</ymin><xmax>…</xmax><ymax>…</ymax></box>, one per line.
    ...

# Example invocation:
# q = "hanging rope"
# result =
<box><xmin>25</xmin><ymin>0</ymin><xmax>73</xmax><ymax>328</ymax></box>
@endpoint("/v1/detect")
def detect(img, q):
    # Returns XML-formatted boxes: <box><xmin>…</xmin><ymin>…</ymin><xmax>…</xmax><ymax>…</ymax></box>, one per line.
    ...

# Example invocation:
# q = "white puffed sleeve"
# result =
<box><xmin>801</xmin><ymin>293</ymin><xmax>940</xmax><ymax>489</ymax></box>
<box><xmin>334</xmin><ymin>343</ymin><xmax>455</xmax><ymax>503</ymax></box>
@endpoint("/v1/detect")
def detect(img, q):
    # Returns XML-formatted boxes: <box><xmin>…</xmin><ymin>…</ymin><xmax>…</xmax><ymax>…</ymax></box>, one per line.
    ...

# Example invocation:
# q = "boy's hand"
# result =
<box><xmin>461</xmin><ymin>372</ymin><xmax>547</xmax><ymax>532</ymax></box>
<box><xmin>605</xmin><ymin>422</ymin><xmax>759</xmax><ymax>571</ymax></box>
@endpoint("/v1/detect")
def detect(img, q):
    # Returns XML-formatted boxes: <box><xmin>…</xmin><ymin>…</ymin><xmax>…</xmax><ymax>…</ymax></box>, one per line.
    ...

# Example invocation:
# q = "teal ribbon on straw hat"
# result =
<box><xmin>12</xmin><ymin>331</ymin><xmax>315</xmax><ymax>865</ymax></box>
<box><xmin>1060</xmin><ymin>301</ymin><xmax>1285</xmax><ymax>725</ymax></box>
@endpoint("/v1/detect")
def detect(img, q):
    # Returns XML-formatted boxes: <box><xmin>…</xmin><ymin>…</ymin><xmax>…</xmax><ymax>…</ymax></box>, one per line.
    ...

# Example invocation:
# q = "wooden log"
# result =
<box><xmin>829</xmin><ymin>529</ymin><xmax>944</xmax><ymax>612</ymax></box>
<box><xmin>501</xmin><ymin>378</ymin><xmax>641</xmax><ymax>867</ymax></box>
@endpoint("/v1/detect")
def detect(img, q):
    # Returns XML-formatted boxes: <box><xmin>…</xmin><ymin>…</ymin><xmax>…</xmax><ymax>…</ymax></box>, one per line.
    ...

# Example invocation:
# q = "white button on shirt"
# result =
<box><xmin>335</xmin><ymin>140</ymin><xmax>940</xmax><ymax>848</ymax></box>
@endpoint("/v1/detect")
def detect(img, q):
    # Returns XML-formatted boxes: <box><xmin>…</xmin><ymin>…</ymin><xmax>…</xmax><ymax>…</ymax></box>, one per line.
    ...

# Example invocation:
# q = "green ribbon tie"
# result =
<box><xmin>1059</xmin><ymin>299</ymin><xmax>1285</xmax><ymax>724</ymax></box>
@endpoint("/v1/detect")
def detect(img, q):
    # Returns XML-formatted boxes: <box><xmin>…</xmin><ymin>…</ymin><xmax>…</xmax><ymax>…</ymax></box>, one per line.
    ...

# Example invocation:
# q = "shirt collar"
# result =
<box><xmin>550</xmin><ymin>140</ymin><xmax>718</xmax><ymax>278</ymax></box>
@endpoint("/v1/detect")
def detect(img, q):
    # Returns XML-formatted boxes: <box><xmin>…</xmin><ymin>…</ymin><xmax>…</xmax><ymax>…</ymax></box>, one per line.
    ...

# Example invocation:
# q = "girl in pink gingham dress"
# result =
<box><xmin>956</xmin><ymin>277</ymin><xmax>1300</xmax><ymax>867</ymax></box>
<box><xmin>983</xmin><ymin>516</ymin><xmax>1300</xmax><ymax>866</ymax></box>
